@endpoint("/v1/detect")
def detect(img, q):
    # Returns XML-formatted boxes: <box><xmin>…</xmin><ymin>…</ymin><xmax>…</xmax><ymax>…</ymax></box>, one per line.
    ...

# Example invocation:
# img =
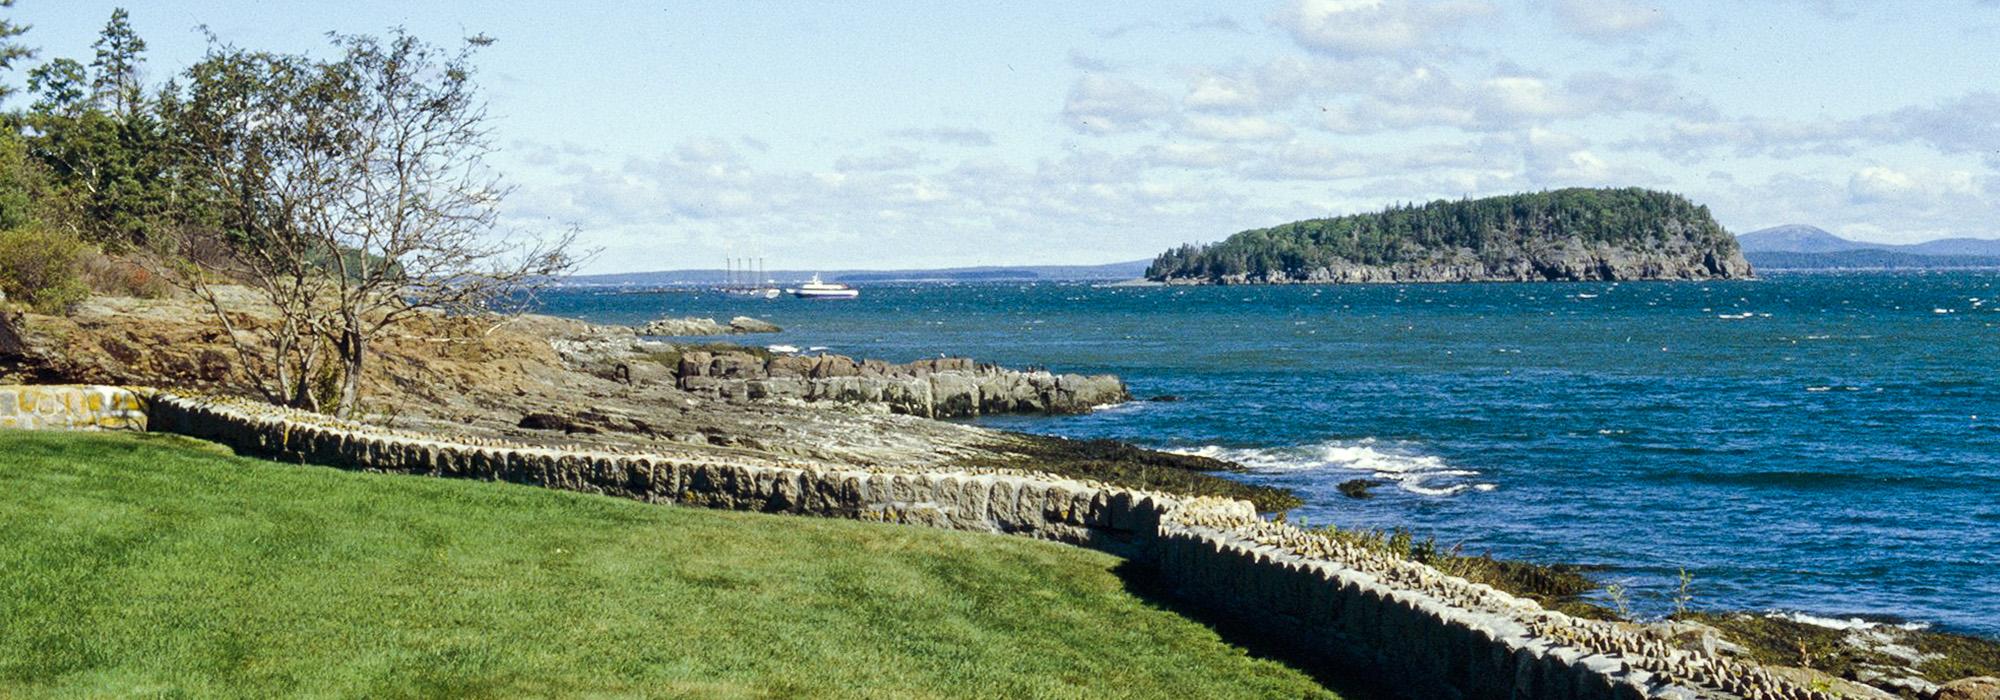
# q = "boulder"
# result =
<box><xmin>639</xmin><ymin>317</ymin><xmax>729</xmax><ymax>336</ymax></box>
<box><xmin>639</xmin><ymin>316</ymin><xmax>780</xmax><ymax>336</ymax></box>
<box><xmin>727</xmin><ymin>316</ymin><xmax>781</xmax><ymax>333</ymax></box>
<box><xmin>928</xmin><ymin>372</ymin><xmax>981</xmax><ymax>418</ymax></box>
<box><xmin>518</xmin><ymin>412</ymin><xmax>601</xmax><ymax>435</ymax></box>
<box><xmin>677</xmin><ymin>351</ymin><xmax>714</xmax><ymax>378</ymax></box>
<box><xmin>1338</xmin><ymin>479</ymin><xmax>1386</xmax><ymax>499</ymax></box>
<box><xmin>809</xmin><ymin>354</ymin><xmax>860</xmax><ymax>379</ymax></box>
<box><xmin>710</xmin><ymin>352</ymin><xmax>768</xmax><ymax>379</ymax></box>
<box><xmin>1940</xmin><ymin>677</ymin><xmax>2000</xmax><ymax>700</ymax></box>
<box><xmin>765</xmin><ymin>354</ymin><xmax>817</xmax><ymax>378</ymax></box>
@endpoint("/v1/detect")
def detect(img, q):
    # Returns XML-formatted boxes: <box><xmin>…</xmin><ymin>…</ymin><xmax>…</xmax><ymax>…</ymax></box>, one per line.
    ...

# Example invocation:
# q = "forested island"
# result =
<box><xmin>1147</xmin><ymin>187</ymin><xmax>1753</xmax><ymax>284</ymax></box>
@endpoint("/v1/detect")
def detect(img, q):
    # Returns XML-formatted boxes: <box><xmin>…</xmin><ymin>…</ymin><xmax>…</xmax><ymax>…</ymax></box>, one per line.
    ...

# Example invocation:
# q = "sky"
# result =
<box><xmin>11</xmin><ymin>0</ymin><xmax>2000</xmax><ymax>274</ymax></box>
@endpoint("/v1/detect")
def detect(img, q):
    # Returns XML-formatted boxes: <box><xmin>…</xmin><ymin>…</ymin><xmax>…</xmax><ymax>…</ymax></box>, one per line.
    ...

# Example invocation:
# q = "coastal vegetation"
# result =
<box><xmin>1303</xmin><ymin>523</ymin><xmax>1607</xmax><ymax>619</ymax></box>
<box><xmin>0</xmin><ymin>431</ymin><xmax>1344</xmax><ymax>698</ymax></box>
<box><xmin>1684</xmin><ymin>612</ymin><xmax>2000</xmax><ymax>691</ymax></box>
<box><xmin>1146</xmin><ymin>187</ymin><xmax>1750</xmax><ymax>284</ymax></box>
<box><xmin>1309</xmin><ymin>520</ymin><xmax>2000</xmax><ymax>695</ymax></box>
<box><xmin>0</xmin><ymin>5</ymin><xmax>575</xmax><ymax>417</ymax></box>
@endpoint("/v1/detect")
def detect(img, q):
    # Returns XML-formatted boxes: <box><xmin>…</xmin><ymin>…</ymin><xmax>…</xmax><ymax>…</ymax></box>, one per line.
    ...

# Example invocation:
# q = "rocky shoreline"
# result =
<box><xmin>637</xmin><ymin>315</ymin><xmax>781</xmax><ymax>336</ymax></box>
<box><xmin>1162</xmin><ymin>244</ymin><xmax>1753</xmax><ymax>285</ymax></box>
<box><xmin>0</xmin><ymin>290</ymin><xmax>1266</xmax><ymax>502</ymax></box>
<box><xmin>4</xmin><ymin>291</ymin><xmax>1995</xmax><ymax>698</ymax></box>
<box><xmin>675</xmin><ymin>351</ymin><xmax>1128</xmax><ymax>418</ymax></box>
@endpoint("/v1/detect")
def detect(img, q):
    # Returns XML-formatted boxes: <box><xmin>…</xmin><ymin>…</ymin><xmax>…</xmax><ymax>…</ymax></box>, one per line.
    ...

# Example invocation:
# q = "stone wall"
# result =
<box><xmin>0</xmin><ymin>385</ymin><xmax>147</xmax><ymax>430</ymax></box>
<box><xmin>142</xmin><ymin>393</ymin><xmax>1167</xmax><ymax>555</ymax></box>
<box><xmin>1154</xmin><ymin>502</ymin><xmax>1841</xmax><ymax>700</ymax></box>
<box><xmin>7</xmin><ymin>386</ymin><xmax>1832</xmax><ymax>700</ymax></box>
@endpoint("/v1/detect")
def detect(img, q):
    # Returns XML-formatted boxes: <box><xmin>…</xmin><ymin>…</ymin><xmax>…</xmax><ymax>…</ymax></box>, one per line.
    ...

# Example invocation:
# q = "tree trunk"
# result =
<box><xmin>334</xmin><ymin>323</ymin><xmax>365</xmax><ymax>419</ymax></box>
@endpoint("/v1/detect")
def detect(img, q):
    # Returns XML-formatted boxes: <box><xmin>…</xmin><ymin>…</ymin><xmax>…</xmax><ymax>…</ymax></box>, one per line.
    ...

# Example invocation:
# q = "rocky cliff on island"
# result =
<box><xmin>1148</xmin><ymin>187</ymin><xmax>1753</xmax><ymax>284</ymax></box>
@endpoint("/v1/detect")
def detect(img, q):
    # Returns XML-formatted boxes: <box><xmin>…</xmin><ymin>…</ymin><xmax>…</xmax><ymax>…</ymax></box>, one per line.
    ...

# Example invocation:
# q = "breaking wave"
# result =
<box><xmin>1175</xmin><ymin>439</ymin><xmax>1496</xmax><ymax>497</ymax></box>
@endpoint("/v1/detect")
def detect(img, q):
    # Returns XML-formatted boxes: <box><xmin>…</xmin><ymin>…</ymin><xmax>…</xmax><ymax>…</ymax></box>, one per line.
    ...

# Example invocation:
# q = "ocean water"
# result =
<box><xmin>534</xmin><ymin>272</ymin><xmax>2000</xmax><ymax>635</ymax></box>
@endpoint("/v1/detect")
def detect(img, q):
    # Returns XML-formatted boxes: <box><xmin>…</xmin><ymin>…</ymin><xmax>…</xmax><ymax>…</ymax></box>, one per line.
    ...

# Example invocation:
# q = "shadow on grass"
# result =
<box><xmin>1110</xmin><ymin>559</ymin><xmax>1399</xmax><ymax>700</ymax></box>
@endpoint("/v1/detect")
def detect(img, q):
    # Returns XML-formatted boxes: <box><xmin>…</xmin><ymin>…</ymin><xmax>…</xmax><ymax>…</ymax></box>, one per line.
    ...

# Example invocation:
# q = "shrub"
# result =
<box><xmin>0</xmin><ymin>225</ymin><xmax>92</xmax><ymax>313</ymax></box>
<box><xmin>79</xmin><ymin>252</ymin><xmax>173</xmax><ymax>299</ymax></box>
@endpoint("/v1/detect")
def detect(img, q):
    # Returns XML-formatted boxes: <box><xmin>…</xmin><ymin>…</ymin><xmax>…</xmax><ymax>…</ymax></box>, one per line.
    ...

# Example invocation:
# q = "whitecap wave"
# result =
<box><xmin>1767</xmin><ymin>611</ymin><xmax>1930</xmax><ymax>632</ymax></box>
<box><xmin>1175</xmin><ymin>439</ymin><xmax>1496</xmax><ymax>497</ymax></box>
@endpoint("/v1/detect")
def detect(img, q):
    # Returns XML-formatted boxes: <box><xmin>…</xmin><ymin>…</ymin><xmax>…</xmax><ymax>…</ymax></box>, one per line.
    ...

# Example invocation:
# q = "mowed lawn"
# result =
<box><xmin>0</xmin><ymin>431</ymin><xmax>1340</xmax><ymax>699</ymax></box>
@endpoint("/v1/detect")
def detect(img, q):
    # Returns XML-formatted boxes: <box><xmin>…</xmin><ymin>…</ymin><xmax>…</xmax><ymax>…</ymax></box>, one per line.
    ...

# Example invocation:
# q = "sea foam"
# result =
<box><xmin>1176</xmin><ymin>439</ymin><xmax>1496</xmax><ymax>497</ymax></box>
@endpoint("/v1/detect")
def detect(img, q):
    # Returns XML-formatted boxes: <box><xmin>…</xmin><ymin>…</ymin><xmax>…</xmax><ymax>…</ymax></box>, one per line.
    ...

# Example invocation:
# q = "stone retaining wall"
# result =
<box><xmin>0</xmin><ymin>385</ymin><xmax>147</xmax><ymax>431</ymax></box>
<box><xmin>143</xmin><ymin>393</ymin><xmax>1169</xmax><ymax>556</ymax></box>
<box><xmin>8</xmin><ymin>386</ymin><xmax>1834</xmax><ymax>699</ymax></box>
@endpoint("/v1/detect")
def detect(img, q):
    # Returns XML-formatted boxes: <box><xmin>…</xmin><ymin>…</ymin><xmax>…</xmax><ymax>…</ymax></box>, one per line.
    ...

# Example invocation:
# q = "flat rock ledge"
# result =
<box><xmin>91</xmin><ymin>388</ymin><xmax>1850</xmax><ymax>700</ymax></box>
<box><xmin>676</xmin><ymin>352</ymin><xmax>1129</xmax><ymax>418</ymax></box>
<box><xmin>639</xmin><ymin>316</ymin><xmax>781</xmax><ymax>336</ymax></box>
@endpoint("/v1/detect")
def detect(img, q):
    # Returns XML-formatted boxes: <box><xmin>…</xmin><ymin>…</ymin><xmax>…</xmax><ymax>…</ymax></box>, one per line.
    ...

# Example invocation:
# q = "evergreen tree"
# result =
<box><xmin>0</xmin><ymin>0</ymin><xmax>35</xmax><ymax>102</ymax></box>
<box><xmin>89</xmin><ymin>7</ymin><xmax>145</xmax><ymax>117</ymax></box>
<box><xmin>26</xmin><ymin>57</ymin><xmax>86</xmax><ymax>116</ymax></box>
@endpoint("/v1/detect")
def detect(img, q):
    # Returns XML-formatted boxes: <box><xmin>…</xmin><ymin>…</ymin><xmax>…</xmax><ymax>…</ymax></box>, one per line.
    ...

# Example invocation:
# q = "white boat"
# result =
<box><xmin>788</xmin><ymin>275</ymin><xmax>859</xmax><ymax>299</ymax></box>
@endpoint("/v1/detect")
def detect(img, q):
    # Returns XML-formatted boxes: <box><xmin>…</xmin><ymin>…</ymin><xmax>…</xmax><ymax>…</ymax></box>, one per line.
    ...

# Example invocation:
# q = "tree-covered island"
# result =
<box><xmin>1147</xmin><ymin>187</ymin><xmax>1753</xmax><ymax>284</ymax></box>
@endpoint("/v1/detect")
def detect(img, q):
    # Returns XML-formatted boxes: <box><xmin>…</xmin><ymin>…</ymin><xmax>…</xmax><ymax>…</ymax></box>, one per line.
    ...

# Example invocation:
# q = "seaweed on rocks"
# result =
<box><xmin>1683</xmin><ymin>611</ymin><xmax>2000</xmax><ymax>697</ymax></box>
<box><xmin>1309</xmin><ymin>525</ymin><xmax>1614</xmax><ymax>620</ymax></box>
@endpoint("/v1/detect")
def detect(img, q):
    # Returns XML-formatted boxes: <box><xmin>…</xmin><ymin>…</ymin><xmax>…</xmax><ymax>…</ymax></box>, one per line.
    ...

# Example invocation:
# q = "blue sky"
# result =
<box><xmin>12</xmin><ymin>1</ymin><xmax>2000</xmax><ymax>273</ymax></box>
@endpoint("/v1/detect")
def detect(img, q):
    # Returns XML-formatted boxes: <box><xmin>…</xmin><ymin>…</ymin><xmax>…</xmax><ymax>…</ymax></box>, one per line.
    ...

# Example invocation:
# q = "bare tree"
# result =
<box><xmin>163</xmin><ymin>46</ymin><xmax>346</xmax><ymax>410</ymax></box>
<box><xmin>165</xmin><ymin>30</ymin><xmax>576</xmax><ymax>417</ymax></box>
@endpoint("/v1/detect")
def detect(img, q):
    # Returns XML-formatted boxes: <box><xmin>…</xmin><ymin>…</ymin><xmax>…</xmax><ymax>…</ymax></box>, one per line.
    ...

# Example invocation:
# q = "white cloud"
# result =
<box><xmin>1180</xmin><ymin>115</ymin><xmax>1296</xmax><ymax>142</ymax></box>
<box><xmin>835</xmin><ymin>147</ymin><xmax>927</xmax><ymax>172</ymax></box>
<box><xmin>504</xmin><ymin>138</ymin><xmax>1286</xmax><ymax>272</ymax></box>
<box><xmin>1479</xmin><ymin>75</ymin><xmax>1567</xmax><ymax>117</ymax></box>
<box><xmin>1181</xmin><ymin>56</ymin><xmax>1372</xmax><ymax>115</ymax></box>
<box><xmin>1554</xmin><ymin>0</ymin><xmax>1672</xmax><ymax>41</ymax></box>
<box><xmin>887</xmin><ymin>127</ymin><xmax>996</xmax><ymax>147</ymax></box>
<box><xmin>1313</xmin><ymin>65</ymin><xmax>1709</xmax><ymax>134</ymax></box>
<box><xmin>1270</xmin><ymin>0</ymin><xmax>1498</xmax><ymax>58</ymax></box>
<box><xmin>1137</xmin><ymin>143</ymin><xmax>1250</xmax><ymax>170</ymax></box>
<box><xmin>1847</xmin><ymin>166</ymin><xmax>1979</xmax><ymax>204</ymax></box>
<box><xmin>1188</xmin><ymin>16</ymin><xmax>1250</xmax><ymax>33</ymax></box>
<box><xmin>1891</xmin><ymin>91</ymin><xmax>2000</xmax><ymax>166</ymax></box>
<box><xmin>1185</xmin><ymin>72</ymin><xmax>1266</xmax><ymax>113</ymax></box>
<box><xmin>1062</xmin><ymin>75</ymin><xmax>1175</xmax><ymax>134</ymax></box>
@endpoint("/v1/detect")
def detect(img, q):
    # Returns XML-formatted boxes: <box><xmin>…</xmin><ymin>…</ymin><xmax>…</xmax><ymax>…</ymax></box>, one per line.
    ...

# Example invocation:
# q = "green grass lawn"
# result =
<box><xmin>0</xmin><ymin>431</ymin><xmax>1341</xmax><ymax>699</ymax></box>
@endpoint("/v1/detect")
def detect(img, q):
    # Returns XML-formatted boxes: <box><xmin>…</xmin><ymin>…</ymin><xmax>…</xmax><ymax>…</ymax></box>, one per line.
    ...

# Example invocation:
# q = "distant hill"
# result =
<box><xmin>1147</xmin><ymin>187</ymin><xmax>1751</xmax><ymax>284</ymax></box>
<box><xmin>1736</xmin><ymin>225</ymin><xmax>1873</xmax><ymax>254</ymax></box>
<box><xmin>1746</xmin><ymin>250</ymin><xmax>2000</xmax><ymax>271</ymax></box>
<box><xmin>1735</xmin><ymin>225</ymin><xmax>2000</xmax><ymax>269</ymax></box>
<box><xmin>1900</xmin><ymin>237</ymin><xmax>2000</xmax><ymax>257</ymax></box>
<box><xmin>562</xmin><ymin>260</ymin><xmax>1153</xmax><ymax>287</ymax></box>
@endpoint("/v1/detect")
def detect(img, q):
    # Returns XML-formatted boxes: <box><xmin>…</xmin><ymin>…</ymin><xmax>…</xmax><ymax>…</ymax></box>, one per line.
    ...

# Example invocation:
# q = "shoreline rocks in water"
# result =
<box><xmin>639</xmin><ymin>316</ymin><xmax>781</xmax><ymax>336</ymax></box>
<box><xmin>1337</xmin><ymin>478</ymin><xmax>1386</xmax><ymax>499</ymax></box>
<box><xmin>676</xmin><ymin>350</ymin><xmax>1129</xmax><ymax>419</ymax></box>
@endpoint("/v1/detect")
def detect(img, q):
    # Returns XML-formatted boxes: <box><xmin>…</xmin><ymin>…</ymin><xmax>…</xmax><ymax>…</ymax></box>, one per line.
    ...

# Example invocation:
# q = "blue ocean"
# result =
<box><xmin>534</xmin><ymin>272</ymin><xmax>2000</xmax><ymax>635</ymax></box>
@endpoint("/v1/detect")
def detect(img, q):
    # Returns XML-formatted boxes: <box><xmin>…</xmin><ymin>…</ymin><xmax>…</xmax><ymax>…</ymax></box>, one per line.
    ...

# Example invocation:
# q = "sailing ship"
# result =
<box><xmin>723</xmin><ymin>258</ymin><xmax>781</xmax><ymax>299</ymax></box>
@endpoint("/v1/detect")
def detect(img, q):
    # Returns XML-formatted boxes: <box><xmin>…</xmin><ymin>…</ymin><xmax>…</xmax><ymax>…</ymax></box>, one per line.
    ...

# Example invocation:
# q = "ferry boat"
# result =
<box><xmin>788</xmin><ymin>275</ymin><xmax>859</xmax><ymax>299</ymax></box>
